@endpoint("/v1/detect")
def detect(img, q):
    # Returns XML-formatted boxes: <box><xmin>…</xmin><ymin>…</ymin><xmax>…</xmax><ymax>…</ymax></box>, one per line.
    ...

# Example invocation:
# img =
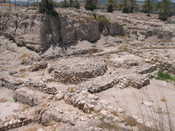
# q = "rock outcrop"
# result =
<box><xmin>0</xmin><ymin>8</ymin><xmax>125</xmax><ymax>53</ymax></box>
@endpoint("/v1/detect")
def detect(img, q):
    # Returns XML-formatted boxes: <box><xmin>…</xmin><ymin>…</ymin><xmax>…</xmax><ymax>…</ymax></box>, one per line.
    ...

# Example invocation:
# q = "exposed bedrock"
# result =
<box><xmin>13</xmin><ymin>88</ymin><xmax>51</xmax><ymax>106</ymax></box>
<box><xmin>0</xmin><ymin>9</ymin><xmax>126</xmax><ymax>53</ymax></box>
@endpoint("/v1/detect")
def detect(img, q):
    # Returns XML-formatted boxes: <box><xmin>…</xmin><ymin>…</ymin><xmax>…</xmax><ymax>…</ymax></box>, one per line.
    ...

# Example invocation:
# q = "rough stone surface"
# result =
<box><xmin>48</xmin><ymin>57</ymin><xmax>107</xmax><ymax>84</ymax></box>
<box><xmin>1</xmin><ymin>7</ymin><xmax>175</xmax><ymax>131</ymax></box>
<box><xmin>80</xmin><ymin>73</ymin><xmax>119</xmax><ymax>93</ymax></box>
<box><xmin>28</xmin><ymin>61</ymin><xmax>48</xmax><ymax>72</ymax></box>
<box><xmin>117</xmin><ymin>74</ymin><xmax>150</xmax><ymax>89</ymax></box>
<box><xmin>14</xmin><ymin>88</ymin><xmax>51</xmax><ymax>106</ymax></box>
<box><xmin>64</xmin><ymin>90</ymin><xmax>99</xmax><ymax>113</ymax></box>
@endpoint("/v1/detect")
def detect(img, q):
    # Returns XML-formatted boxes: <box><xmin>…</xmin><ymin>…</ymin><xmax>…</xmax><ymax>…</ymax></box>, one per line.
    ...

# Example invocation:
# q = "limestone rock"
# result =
<box><xmin>117</xmin><ymin>74</ymin><xmax>150</xmax><ymax>89</ymax></box>
<box><xmin>28</xmin><ymin>61</ymin><xmax>48</xmax><ymax>72</ymax></box>
<box><xmin>14</xmin><ymin>88</ymin><xmax>50</xmax><ymax>106</ymax></box>
<box><xmin>40</xmin><ymin>101</ymin><xmax>86</xmax><ymax>125</ymax></box>
<box><xmin>80</xmin><ymin>73</ymin><xmax>119</xmax><ymax>93</ymax></box>
<box><xmin>64</xmin><ymin>90</ymin><xmax>99</xmax><ymax>113</ymax></box>
<box><xmin>76</xmin><ymin>21</ymin><xmax>100</xmax><ymax>42</ymax></box>
<box><xmin>24</xmin><ymin>81</ymin><xmax>57</xmax><ymax>95</ymax></box>
<box><xmin>49</xmin><ymin>57</ymin><xmax>107</xmax><ymax>84</ymax></box>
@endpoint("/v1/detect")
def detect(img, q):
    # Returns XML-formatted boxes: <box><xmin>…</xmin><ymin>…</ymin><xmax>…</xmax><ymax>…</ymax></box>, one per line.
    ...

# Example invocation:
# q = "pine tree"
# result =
<box><xmin>63</xmin><ymin>0</ymin><xmax>68</xmax><ymax>8</ymax></box>
<box><xmin>74</xmin><ymin>0</ymin><xmax>80</xmax><ymax>9</ymax></box>
<box><xmin>130</xmin><ymin>0</ymin><xmax>136</xmax><ymax>13</ymax></box>
<box><xmin>39</xmin><ymin>0</ymin><xmax>57</xmax><ymax>16</ymax></box>
<box><xmin>159</xmin><ymin>0</ymin><xmax>172</xmax><ymax>21</ymax></box>
<box><xmin>143</xmin><ymin>0</ymin><xmax>153</xmax><ymax>16</ymax></box>
<box><xmin>122</xmin><ymin>0</ymin><xmax>129</xmax><ymax>13</ymax></box>
<box><xmin>69</xmin><ymin>0</ymin><xmax>73</xmax><ymax>7</ymax></box>
<box><xmin>85</xmin><ymin>0</ymin><xmax>97</xmax><ymax>11</ymax></box>
<box><xmin>122</xmin><ymin>0</ymin><xmax>136</xmax><ymax>13</ymax></box>
<box><xmin>107</xmin><ymin>0</ymin><xmax>114</xmax><ymax>12</ymax></box>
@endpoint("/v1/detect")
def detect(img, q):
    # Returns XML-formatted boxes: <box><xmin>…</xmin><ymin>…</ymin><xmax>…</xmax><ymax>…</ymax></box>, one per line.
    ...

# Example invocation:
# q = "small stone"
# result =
<box><xmin>142</xmin><ymin>100</ymin><xmax>153</xmax><ymax>107</ymax></box>
<box><xmin>55</xmin><ymin>92</ymin><xmax>64</xmax><ymax>101</ymax></box>
<box><xmin>94</xmin><ymin>104</ymin><xmax>103</xmax><ymax>112</ymax></box>
<box><xmin>37</xmin><ymin>128</ymin><xmax>45</xmax><ymax>131</ymax></box>
<box><xmin>118</xmin><ymin>107</ymin><xmax>125</xmax><ymax>113</ymax></box>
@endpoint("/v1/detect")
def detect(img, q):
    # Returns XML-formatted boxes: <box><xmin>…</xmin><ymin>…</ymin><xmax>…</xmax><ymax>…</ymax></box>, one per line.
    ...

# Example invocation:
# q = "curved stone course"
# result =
<box><xmin>49</xmin><ymin>57</ymin><xmax>107</xmax><ymax>84</ymax></box>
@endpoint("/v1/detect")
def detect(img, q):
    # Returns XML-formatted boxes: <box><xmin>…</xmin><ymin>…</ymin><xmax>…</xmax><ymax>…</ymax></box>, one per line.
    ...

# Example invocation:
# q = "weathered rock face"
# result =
<box><xmin>0</xmin><ymin>8</ymin><xmax>125</xmax><ymax>53</ymax></box>
<box><xmin>98</xmin><ymin>11</ymin><xmax>175</xmax><ymax>41</ymax></box>
<box><xmin>102</xmin><ymin>22</ymin><xmax>125</xmax><ymax>36</ymax></box>
<box><xmin>76</xmin><ymin>20</ymin><xmax>100</xmax><ymax>42</ymax></box>
<box><xmin>14</xmin><ymin>88</ymin><xmax>51</xmax><ymax>106</ymax></box>
<box><xmin>1</xmin><ymin>8</ymin><xmax>175</xmax><ymax>131</ymax></box>
<box><xmin>0</xmin><ymin>10</ymin><xmax>42</xmax><ymax>52</ymax></box>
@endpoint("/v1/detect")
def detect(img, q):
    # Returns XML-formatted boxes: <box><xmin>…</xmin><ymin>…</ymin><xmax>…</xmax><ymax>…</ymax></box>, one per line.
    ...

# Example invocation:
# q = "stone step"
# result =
<box><xmin>13</xmin><ymin>87</ymin><xmax>51</xmax><ymax>106</ymax></box>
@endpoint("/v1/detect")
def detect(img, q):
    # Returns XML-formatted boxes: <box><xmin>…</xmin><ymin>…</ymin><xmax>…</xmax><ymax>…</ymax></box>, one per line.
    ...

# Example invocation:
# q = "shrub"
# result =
<box><xmin>107</xmin><ymin>0</ymin><xmax>114</xmax><ymax>13</ymax></box>
<box><xmin>73</xmin><ymin>0</ymin><xmax>80</xmax><ymax>9</ymax></box>
<box><xmin>159</xmin><ymin>0</ymin><xmax>172</xmax><ymax>21</ymax></box>
<box><xmin>39</xmin><ymin>0</ymin><xmax>58</xmax><ymax>16</ymax></box>
<box><xmin>155</xmin><ymin>71</ymin><xmax>175</xmax><ymax>82</ymax></box>
<box><xmin>85</xmin><ymin>0</ymin><xmax>97</xmax><ymax>11</ymax></box>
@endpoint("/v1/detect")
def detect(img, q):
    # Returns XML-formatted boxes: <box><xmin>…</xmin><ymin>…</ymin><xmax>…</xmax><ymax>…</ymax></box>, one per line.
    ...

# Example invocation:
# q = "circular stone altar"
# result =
<box><xmin>49</xmin><ymin>57</ymin><xmax>107</xmax><ymax>84</ymax></box>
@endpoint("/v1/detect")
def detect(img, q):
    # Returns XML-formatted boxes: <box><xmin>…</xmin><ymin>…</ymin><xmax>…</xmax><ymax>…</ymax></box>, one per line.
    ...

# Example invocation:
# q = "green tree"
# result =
<box><xmin>73</xmin><ymin>0</ymin><xmax>80</xmax><ymax>9</ymax></box>
<box><xmin>130</xmin><ymin>0</ymin><xmax>136</xmax><ymax>13</ymax></box>
<box><xmin>107</xmin><ymin>0</ymin><xmax>114</xmax><ymax>12</ymax></box>
<box><xmin>63</xmin><ymin>0</ymin><xmax>69</xmax><ymax>8</ymax></box>
<box><xmin>85</xmin><ymin>0</ymin><xmax>97</xmax><ymax>11</ymax></box>
<box><xmin>122</xmin><ymin>0</ymin><xmax>129</xmax><ymax>13</ymax></box>
<box><xmin>122</xmin><ymin>0</ymin><xmax>136</xmax><ymax>13</ymax></box>
<box><xmin>143</xmin><ymin>0</ymin><xmax>153</xmax><ymax>16</ymax></box>
<box><xmin>159</xmin><ymin>0</ymin><xmax>172</xmax><ymax>21</ymax></box>
<box><xmin>69</xmin><ymin>0</ymin><xmax>73</xmax><ymax>7</ymax></box>
<box><xmin>39</xmin><ymin>0</ymin><xmax>57</xmax><ymax>16</ymax></box>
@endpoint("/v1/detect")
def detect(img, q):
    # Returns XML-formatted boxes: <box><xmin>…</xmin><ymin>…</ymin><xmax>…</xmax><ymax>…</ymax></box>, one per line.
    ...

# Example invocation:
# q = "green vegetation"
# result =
<box><xmin>155</xmin><ymin>71</ymin><xmax>175</xmax><ymax>82</ymax></box>
<box><xmin>39</xmin><ymin>0</ymin><xmax>58</xmax><ymax>16</ymax></box>
<box><xmin>107</xmin><ymin>0</ymin><xmax>114</xmax><ymax>12</ymax></box>
<box><xmin>73</xmin><ymin>0</ymin><xmax>80</xmax><ymax>9</ymax></box>
<box><xmin>85</xmin><ymin>0</ymin><xmax>97</xmax><ymax>11</ymax></box>
<box><xmin>159</xmin><ymin>0</ymin><xmax>172</xmax><ymax>21</ymax></box>
<box><xmin>94</xmin><ymin>15</ymin><xmax>110</xmax><ymax>23</ymax></box>
<box><xmin>62</xmin><ymin>0</ymin><xmax>80</xmax><ymax>9</ymax></box>
<box><xmin>122</xmin><ymin>0</ymin><xmax>137</xmax><ymax>13</ymax></box>
<box><xmin>62</xmin><ymin>0</ymin><xmax>69</xmax><ymax>8</ymax></box>
<box><xmin>143</xmin><ymin>0</ymin><xmax>154</xmax><ymax>16</ymax></box>
<box><xmin>93</xmin><ymin>15</ymin><xmax>111</xmax><ymax>33</ymax></box>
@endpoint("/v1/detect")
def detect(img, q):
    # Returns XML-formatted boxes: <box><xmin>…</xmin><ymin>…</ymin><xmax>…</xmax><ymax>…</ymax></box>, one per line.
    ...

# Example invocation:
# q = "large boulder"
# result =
<box><xmin>76</xmin><ymin>21</ymin><xmax>100</xmax><ymax>42</ymax></box>
<box><xmin>102</xmin><ymin>22</ymin><xmax>125</xmax><ymax>36</ymax></box>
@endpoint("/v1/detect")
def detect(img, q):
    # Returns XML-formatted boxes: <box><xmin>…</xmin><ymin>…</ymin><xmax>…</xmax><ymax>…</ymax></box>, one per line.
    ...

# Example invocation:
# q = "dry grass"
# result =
<box><xmin>118</xmin><ymin>44</ymin><xmax>129</xmax><ymax>52</ymax></box>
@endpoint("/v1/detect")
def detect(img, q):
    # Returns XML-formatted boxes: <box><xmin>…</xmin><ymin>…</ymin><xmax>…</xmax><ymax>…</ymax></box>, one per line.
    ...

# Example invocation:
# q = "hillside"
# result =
<box><xmin>0</xmin><ymin>5</ymin><xmax>175</xmax><ymax>131</ymax></box>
